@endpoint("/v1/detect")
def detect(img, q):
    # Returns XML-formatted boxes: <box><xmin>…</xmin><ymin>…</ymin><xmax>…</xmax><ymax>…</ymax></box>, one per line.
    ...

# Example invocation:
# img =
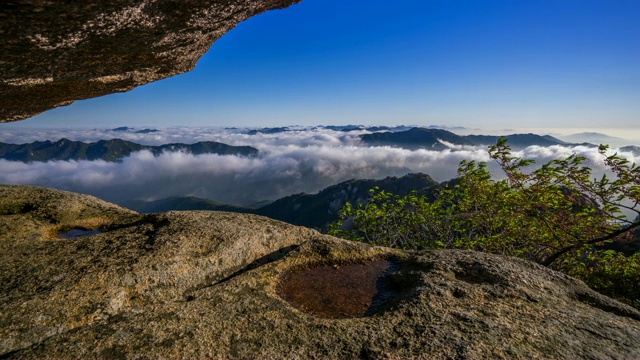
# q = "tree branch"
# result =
<box><xmin>541</xmin><ymin>220</ymin><xmax>640</xmax><ymax>266</ymax></box>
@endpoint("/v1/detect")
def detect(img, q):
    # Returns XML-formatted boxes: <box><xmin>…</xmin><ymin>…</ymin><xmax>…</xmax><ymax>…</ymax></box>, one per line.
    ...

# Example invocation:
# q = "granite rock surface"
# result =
<box><xmin>1</xmin><ymin>185</ymin><xmax>640</xmax><ymax>359</ymax></box>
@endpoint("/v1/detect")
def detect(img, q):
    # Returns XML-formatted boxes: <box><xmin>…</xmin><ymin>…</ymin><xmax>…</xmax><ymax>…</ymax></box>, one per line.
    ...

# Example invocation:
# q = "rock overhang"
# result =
<box><xmin>0</xmin><ymin>0</ymin><xmax>301</xmax><ymax>123</ymax></box>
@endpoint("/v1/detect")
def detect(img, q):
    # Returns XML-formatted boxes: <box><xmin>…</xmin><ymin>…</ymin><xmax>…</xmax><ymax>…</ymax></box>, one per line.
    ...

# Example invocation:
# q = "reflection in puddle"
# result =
<box><xmin>278</xmin><ymin>259</ymin><xmax>398</xmax><ymax>319</ymax></box>
<box><xmin>57</xmin><ymin>228</ymin><xmax>102</xmax><ymax>239</ymax></box>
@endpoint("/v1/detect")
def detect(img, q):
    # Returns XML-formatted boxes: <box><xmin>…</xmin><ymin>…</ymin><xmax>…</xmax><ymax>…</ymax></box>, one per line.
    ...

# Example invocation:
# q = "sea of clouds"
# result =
<box><xmin>0</xmin><ymin>126</ymin><xmax>638</xmax><ymax>207</ymax></box>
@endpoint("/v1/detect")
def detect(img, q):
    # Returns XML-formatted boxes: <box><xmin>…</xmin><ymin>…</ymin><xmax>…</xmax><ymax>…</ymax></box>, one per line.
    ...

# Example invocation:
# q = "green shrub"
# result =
<box><xmin>329</xmin><ymin>139</ymin><xmax>640</xmax><ymax>308</ymax></box>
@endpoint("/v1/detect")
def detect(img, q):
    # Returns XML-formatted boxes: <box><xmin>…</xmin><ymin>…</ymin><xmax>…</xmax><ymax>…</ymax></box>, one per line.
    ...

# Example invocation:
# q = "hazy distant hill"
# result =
<box><xmin>541</xmin><ymin>135</ymin><xmax>568</xmax><ymax>144</ymax></box>
<box><xmin>561</xmin><ymin>132</ymin><xmax>626</xmax><ymax>146</ymax></box>
<box><xmin>109</xmin><ymin>126</ymin><xmax>160</xmax><ymax>133</ymax></box>
<box><xmin>123</xmin><ymin>196</ymin><xmax>253</xmax><ymax>214</ymax></box>
<box><xmin>125</xmin><ymin>173</ymin><xmax>441</xmax><ymax>230</ymax></box>
<box><xmin>620</xmin><ymin>145</ymin><xmax>640</xmax><ymax>155</ymax></box>
<box><xmin>360</xmin><ymin>127</ymin><xmax>588</xmax><ymax>149</ymax></box>
<box><xmin>110</xmin><ymin>126</ymin><xmax>134</xmax><ymax>132</ymax></box>
<box><xmin>246</xmin><ymin>127</ymin><xmax>291</xmax><ymax>135</ymax></box>
<box><xmin>360</xmin><ymin>128</ymin><xmax>476</xmax><ymax>150</ymax></box>
<box><xmin>465</xmin><ymin>133</ymin><xmax>570</xmax><ymax>148</ymax></box>
<box><xmin>253</xmin><ymin>173</ymin><xmax>440</xmax><ymax>229</ymax></box>
<box><xmin>322</xmin><ymin>125</ymin><xmax>407</xmax><ymax>132</ymax></box>
<box><xmin>244</xmin><ymin>125</ymin><xmax>412</xmax><ymax>134</ymax></box>
<box><xmin>0</xmin><ymin>138</ymin><xmax>258</xmax><ymax>162</ymax></box>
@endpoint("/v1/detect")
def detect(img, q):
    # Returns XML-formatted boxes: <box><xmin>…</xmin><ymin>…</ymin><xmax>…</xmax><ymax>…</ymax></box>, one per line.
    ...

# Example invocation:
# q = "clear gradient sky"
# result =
<box><xmin>8</xmin><ymin>0</ymin><xmax>640</xmax><ymax>129</ymax></box>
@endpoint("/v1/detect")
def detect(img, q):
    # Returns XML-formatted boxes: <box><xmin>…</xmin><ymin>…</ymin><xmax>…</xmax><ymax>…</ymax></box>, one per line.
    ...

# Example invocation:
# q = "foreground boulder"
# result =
<box><xmin>0</xmin><ymin>0</ymin><xmax>300</xmax><ymax>123</ymax></box>
<box><xmin>1</xmin><ymin>185</ymin><xmax>640</xmax><ymax>359</ymax></box>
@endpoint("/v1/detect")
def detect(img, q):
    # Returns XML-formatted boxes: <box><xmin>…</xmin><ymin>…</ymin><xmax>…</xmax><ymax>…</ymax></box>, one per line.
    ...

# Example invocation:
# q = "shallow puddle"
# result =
<box><xmin>278</xmin><ymin>259</ymin><xmax>398</xmax><ymax>319</ymax></box>
<box><xmin>57</xmin><ymin>228</ymin><xmax>102</xmax><ymax>239</ymax></box>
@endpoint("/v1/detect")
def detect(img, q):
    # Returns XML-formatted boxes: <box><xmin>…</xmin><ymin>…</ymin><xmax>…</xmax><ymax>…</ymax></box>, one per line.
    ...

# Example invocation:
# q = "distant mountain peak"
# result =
<box><xmin>561</xmin><ymin>132</ymin><xmax>627</xmax><ymax>146</ymax></box>
<box><xmin>111</xmin><ymin>126</ymin><xmax>132</xmax><ymax>132</ymax></box>
<box><xmin>360</xmin><ymin>127</ymin><xmax>475</xmax><ymax>150</ymax></box>
<box><xmin>361</xmin><ymin>128</ymin><xmax>590</xmax><ymax>150</ymax></box>
<box><xmin>107</xmin><ymin>126</ymin><xmax>159</xmax><ymax>134</ymax></box>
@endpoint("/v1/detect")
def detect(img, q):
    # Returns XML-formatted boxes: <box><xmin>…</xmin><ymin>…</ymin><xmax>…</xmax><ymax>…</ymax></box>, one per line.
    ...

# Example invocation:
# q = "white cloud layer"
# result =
<box><xmin>0</xmin><ymin>127</ymin><xmax>638</xmax><ymax>206</ymax></box>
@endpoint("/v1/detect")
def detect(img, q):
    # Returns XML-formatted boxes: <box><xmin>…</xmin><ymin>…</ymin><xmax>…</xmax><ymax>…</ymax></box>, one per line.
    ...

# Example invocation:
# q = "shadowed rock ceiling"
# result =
<box><xmin>0</xmin><ymin>0</ymin><xmax>300</xmax><ymax>123</ymax></box>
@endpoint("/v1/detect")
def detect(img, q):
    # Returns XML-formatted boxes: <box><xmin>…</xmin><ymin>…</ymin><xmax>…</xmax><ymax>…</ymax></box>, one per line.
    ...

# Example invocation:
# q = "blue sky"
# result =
<box><xmin>10</xmin><ymin>0</ymin><xmax>640</xmax><ymax>129</ymax></box>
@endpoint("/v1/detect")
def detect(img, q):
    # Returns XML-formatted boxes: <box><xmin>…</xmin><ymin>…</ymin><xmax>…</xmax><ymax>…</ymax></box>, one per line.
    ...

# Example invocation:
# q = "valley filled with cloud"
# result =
<box><xmin>1</xmin><ymin>126</ymin><xmax>637</xmax><ymax>207</ymax></box>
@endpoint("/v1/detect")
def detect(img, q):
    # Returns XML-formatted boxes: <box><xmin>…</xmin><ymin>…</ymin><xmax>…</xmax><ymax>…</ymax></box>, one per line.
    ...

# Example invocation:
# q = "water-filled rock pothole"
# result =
<box><xmin>278</xmin><ymin>259</ymin><xmax>400</xmax><ymax>319</ymax></box>
<box><xmin>57</xmin><ymin>228</ymin><xmax>102</xmax><ymax>239</ymax></box>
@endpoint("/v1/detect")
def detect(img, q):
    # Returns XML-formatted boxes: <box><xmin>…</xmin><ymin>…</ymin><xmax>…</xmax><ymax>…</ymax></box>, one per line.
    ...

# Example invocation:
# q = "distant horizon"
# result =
<box><xmin>3</xmin><ymin>123</ymin><xmax>640</xmax><ymax>147</ymax></box>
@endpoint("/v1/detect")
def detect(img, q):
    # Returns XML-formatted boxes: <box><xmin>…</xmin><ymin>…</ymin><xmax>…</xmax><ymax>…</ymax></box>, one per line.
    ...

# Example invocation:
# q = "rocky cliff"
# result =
<box><xmin>0</xmin><ymin>0</ymin><xmax>300</xmax><ymax>123</ymax></box>
<box><xmin>2</xmin><ymin>185</ymin><xmax>640</xmax><ymax>359</ymax></box>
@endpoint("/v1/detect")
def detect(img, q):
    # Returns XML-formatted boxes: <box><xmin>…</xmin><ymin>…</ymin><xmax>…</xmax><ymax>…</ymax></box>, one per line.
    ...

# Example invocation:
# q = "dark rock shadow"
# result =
<box><xmin>57</xmin><ymin>228</ymin><xmax>102</xmax><ymax>239</ymax></box>
<box><xmin>216</xmin><ymin>245</ymin><xmax>300</xmax><ymax>286</ymax></box>
<box><xmin>183</xmin><ymin>245</ymin><xmax>300</xmax><ymax>301</ymax></box>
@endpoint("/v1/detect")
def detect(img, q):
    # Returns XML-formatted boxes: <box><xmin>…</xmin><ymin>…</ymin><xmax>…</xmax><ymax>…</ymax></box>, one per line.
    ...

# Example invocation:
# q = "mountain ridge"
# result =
<box><xmin>125</xmin><ymin>173</ymin><xmax>442</xmax><ymax>230</ymax></box>
<box><xmin>360</xmin><ymin>127</ymin><xmax>593</xmax><ymax>149</ymax></box>
<box><xmin>0</xmin><ymin>138</ymin><xmax>258</xmax><ymax>162</ymax></box>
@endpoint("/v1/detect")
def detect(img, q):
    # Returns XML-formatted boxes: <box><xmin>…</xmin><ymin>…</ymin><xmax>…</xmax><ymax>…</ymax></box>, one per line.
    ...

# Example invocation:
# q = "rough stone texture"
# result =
<box><xmin>2</xmin><ymin>185</ymin><xmax>640</xmax><ymax>359</ymax></box>
<box><xmin>0</xmin><ymin>0</ymin><xmax>300</xmax><ymax>123</ymax></box>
